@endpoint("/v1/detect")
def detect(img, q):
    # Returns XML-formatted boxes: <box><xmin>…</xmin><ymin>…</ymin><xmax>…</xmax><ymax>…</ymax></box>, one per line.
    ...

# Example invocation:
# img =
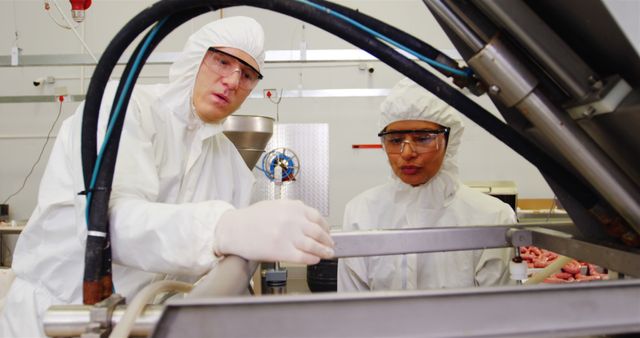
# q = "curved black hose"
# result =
<box><xmin>82</xmin><ymin>0</ymin><xmax>605</xmax><ymax>303</ymax></box>
<box><xmin>307</xmin><ymin>0</ymin><xmax>467</xmax><ymax>77</ymax></box>
<box><xmin>311</xmin><ymin>1</ymin><xmax>443</xmax><ymax>58</ymax></box>
<box><xmin>256</xmin><ymin>1</ymin><xmax>600</xmax><ymax>207</ymax></box>
<box><xmin>81</xmin><ymin>3</ymin><xmax>215</xmax><ymax>190</ymax></box>
<box><xmin>81</xmin><ymin>5</ymin><xmax>212</xmax><ymax>304</ymax></box>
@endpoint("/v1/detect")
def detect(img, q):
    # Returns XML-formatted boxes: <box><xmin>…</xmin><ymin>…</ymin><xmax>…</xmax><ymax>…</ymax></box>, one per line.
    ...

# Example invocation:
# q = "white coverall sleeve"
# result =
<box><xmin>106</xmin><ymin>97</ymin><xmax>230</xmax><ymax>277</ymax></box>
<box><xmin>337</xmin><ymin>258</ymin><xmax>369</xmax><ymax>292</ymax></box>
<box><xmin>337</xmin><ymin>200</ymin><xmax>370</xmax><ymax>292</ymax></box>
<box><xmin>474</xmin><ymin>207</ymin><xmax>517</xmax><ymax>286</ymax></box>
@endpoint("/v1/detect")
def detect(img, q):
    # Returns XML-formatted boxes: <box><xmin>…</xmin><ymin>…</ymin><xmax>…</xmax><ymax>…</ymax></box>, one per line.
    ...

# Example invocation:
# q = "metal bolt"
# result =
<box><xmin>489</xmin><ymin>85</ymin><xmax>500</xmax><ymax>95</ymax></box>
<box><xmin>588</xmin><ymin>75</ymin><xmax>603</xmax><ymax>91</ymax></box>
<box><xmin>582</xmin><ymin>106</ymin><xmax>596</xmax><ymax>118</ymax></box>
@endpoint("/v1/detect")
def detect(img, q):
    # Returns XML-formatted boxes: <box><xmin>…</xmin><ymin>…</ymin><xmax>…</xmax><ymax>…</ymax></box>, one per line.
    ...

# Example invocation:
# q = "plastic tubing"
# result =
<box><xmin>109</xmin><ymin>280</ymin><xmax>193</xmax><ymax>338</ymax></box>
<box><xmin>187</xmin><ymin>256</ymin><xmax>259</xmax><ymax>298</ymax></box>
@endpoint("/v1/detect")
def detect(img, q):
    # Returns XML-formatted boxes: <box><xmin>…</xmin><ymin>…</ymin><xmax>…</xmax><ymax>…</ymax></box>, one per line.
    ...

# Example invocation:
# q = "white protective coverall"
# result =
<box><xmin>0</xmin><ymin>17</ymin><xmax>264</xmax><ymax>337</ymax></box>
<box><xmin>338</xmin><ymin>78</ymin><xmax>516</xmax><ymax>292</ymax></box>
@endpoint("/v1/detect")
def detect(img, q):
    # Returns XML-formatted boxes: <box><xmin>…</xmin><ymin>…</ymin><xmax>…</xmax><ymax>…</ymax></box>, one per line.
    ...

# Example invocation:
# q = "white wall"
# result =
<box><xmin>604</xmin><ymin>0</ymin><xmax>640</xmax><ymax>56</ymax></box>
<box><xmin>0</xmin><ymin>0</ymin><xmax>554</xmax><ymax>227</ymax></box>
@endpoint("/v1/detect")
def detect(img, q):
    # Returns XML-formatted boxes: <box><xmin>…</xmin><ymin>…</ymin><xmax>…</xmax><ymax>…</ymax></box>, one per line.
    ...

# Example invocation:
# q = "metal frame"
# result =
<box><xmin>333</xmin><ymin>222</ymin><xmax>640</xmax><ymax>277</ymax></box>
<box><xmin>44</xmin><ymin>304</ymin><xmax>163</xmax><ymax>338</ymax></box>
<box><xmin>427</xmin><ymin>0</ymin><xmax>640</xmax><ymax>234</ymax></box>
<box><xmin>152</xmin><ymin>279</ymin><xmax>640</xmax><ymax>338</ymax></box>
<box><xmin>531</xmin><ymin>228</ymin><xmax>640</xmax><ymax>277</ymax></box>
<box><xmin>150</xmin><ymin>225</ymin><xmax>640</xmax><ymax>338</ymax></box>
<box><xmin>333</xmin><ymin>225</ymin><xmax>524</xmax><ymax>257</ymax></box>
<box><xmin>472</xmin><ymin>0</ymin><xmax>596</xmax><ymax>100</ymax></box>
<box><xmin>44</xmin><ymin>224</ymin><xmax>640</xmax><ymax>337</ymax></box>
<box><xmin>36</xmin><ymin>1</ymin><xmax>640</xmax><ymax>336</ymax></box>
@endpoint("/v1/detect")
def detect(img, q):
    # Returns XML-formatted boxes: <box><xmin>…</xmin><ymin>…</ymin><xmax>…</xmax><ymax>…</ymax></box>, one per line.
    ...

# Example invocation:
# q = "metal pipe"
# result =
<box><xmin>154</xmin><ymin>280</ymin><xmax>640</xmax><ymax>338</ymax></box>
<box><xmin>443</xmin><ymin>0</ymin><xmax>497</xmax><ymax>44</ymax></box>
<box><xmin>423</xmin><ymin>0</ymin><xmax>485</xmax><ymax>52</ymax></box>
<box><xmin>45</xmin><ymin>256</ymin><xmax>257</xmax><ymax>337</ymax></box>
<box><xmin>332</xmin><ymin>225</ymin><xmax>518</xmax><ymax>258</ymax></box>
<box><xmin>43</xmin><ymin>304</ymin><xmax>162</xmax><ymax>337</ymax></box>
<box><xmin>517</xmin><ymin>89</ymin><xmax>640</xmax><ymax>233</ymax></box>
<box><xmin>468</xmin><ymin>36</ymin><xmax>640</xmax><ymax>234</ymax></box>
<box><xmin>467</xmin><ymin>37</ymin><xmax>537</xmax><ymax>106</ymax></box>
<box><xmin>333</xmin><ymin>224</ymin><xmax>640</xmax><ymax>277</ymax></box>
<box><xmin>332</xmin><ymin>223</ymin><xmax>579</xmax><ymax>259</ymax></box>
<box><xmin>473</xmin><ymin>0</ymin><xmax>597</xmax><ymax>100</ymax></box>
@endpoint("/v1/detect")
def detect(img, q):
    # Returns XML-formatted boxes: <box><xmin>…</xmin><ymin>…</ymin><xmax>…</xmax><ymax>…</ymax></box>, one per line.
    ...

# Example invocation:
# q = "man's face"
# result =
<box><xmin>382</xmin><ymin>120</ymin><xmax>447</xmax><ymax>187</ymax></box>
<box><xmin>192</xmin><ymin>47</ymin><xmax>260</xmax><ymax>123</ymax></box>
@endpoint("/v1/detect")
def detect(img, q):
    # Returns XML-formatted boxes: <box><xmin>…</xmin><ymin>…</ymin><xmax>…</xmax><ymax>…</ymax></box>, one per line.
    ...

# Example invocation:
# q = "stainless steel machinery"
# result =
<box><xmin>222</xmin><ymin>115</ymin><xmax>275</xmax><ymax>169</ymax></box>
<box><xmin>43</xmin><ymin>0</ymin><xmax>640</xmax><ymax>337</ymax></box>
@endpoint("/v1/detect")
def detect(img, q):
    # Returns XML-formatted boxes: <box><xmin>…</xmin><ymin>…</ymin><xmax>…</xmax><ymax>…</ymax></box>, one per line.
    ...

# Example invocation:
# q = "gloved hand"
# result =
<box><xmin>213</xmin><ymin>199</ymin><xmax>335</xmax><ymax>265</ymax></box>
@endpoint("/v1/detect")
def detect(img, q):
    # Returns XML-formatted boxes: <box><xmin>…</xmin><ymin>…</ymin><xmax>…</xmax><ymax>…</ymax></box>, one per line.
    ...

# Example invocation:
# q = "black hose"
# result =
<box><xmin>81</xmin><ymin>0</ymin><xmax>605</xmax><ymax>303</ymax></box>
<box><xmin>81</xmin><ymin>5</ymin><xmax>213</xmax><ymax>304</ymax></box>
<box><xmin>255</xmin><ymin>0</ymin><xmax>601</xmax><ymax>207</ymax></box>
<box><xmin>308</xmin><ymin>0</ymin><xmax>462</xmax><ymax>72</ymax></box>
<box><xmin>81</xmin><ymin>2</ymin><xmax>216</xmax><ymax>191</ymax></box>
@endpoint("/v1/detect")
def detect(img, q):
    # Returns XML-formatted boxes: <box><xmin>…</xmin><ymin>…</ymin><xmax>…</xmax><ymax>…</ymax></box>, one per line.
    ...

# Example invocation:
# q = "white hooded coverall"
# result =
<box><xmin>337</xmin><ymin>78</ymin><xmax>516</xmax><ymax>292</ymax></box>
<box><xmin>0</xmin><ymin>16</ymin><xmax>264</xmax><ymax>337</ymax></box>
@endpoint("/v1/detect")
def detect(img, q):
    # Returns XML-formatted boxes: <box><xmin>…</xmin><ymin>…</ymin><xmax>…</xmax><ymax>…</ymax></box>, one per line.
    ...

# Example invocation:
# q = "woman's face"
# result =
<box><xmin>382</xmin><ymin>120</ymin><xmax>447</xmax><ymax>186</ymax></box>
<box><xmin>192</xmin><ymin>47</ymin><xmax>259</xmax><ymax>123</ymax></box>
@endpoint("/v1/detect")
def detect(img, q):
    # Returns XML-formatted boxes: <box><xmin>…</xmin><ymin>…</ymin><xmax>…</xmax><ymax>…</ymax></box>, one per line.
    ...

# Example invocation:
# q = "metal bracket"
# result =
<box><xmin>467</xmin><ymin>36</ymin><xmax>538</xmax><ymax>107</ymax></box>
<box><xmin>263</xmin><ymin>268</ymin><xmax>288</xmax><ymax>295</ymax></box>
<box><xmin>81</xmin><ymin>293</ymin><xmax>125</xmax><ymax>338</ymax></box>
<box><xmin>506</xmin><ymin>228</ymin><xmax>532</xmax><ymax>247</ymax></box>
<box><xmin>566</xmin><ymin>77</ymin><xmax>632</xmax><ymax>120</ymax></box>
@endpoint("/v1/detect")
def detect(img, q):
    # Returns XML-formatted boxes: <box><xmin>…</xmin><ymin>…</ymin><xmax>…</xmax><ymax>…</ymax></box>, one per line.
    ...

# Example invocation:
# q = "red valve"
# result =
<box><xmin>69</xmin><ymin>0</ymin><xmax>92</xmax><ymax>22</ymax></box>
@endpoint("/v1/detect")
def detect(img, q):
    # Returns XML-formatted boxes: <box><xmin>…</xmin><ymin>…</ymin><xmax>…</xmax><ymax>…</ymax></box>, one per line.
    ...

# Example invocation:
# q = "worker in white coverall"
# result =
<box><xmin>0</xmin><ymin>16</ymin><xmax>334</xmax><ymax>337</ymax></box>
<box><xmin>337</xmin><ymin>78</ymin><xmax>515</xmax><ymax>292</ymax></box>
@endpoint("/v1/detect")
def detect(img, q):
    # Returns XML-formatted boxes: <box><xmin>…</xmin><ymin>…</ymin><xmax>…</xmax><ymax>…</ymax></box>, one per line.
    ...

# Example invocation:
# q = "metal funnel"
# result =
<box><xmin>223</xmin><ymin>115</ymin><xmax>274</xmax><ymax>169</ymax></box>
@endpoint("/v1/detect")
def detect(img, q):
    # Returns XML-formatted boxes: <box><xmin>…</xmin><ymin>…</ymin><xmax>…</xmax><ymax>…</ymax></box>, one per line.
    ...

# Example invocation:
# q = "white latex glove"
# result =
<box><xmin>213</xmin><ymin>199</ymin><xmax>335</xmax><ymax>265</ymax></box>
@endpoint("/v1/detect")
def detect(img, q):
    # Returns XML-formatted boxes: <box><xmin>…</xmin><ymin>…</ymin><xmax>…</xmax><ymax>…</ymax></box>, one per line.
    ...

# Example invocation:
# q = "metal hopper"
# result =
<box><xmin>222</xmin><ymin>115</ymin><xmax>275</xmax><ymax>169</ymax></box>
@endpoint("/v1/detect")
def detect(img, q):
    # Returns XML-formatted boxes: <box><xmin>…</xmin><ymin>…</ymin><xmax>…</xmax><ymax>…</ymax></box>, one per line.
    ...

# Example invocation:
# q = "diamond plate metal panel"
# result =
<box><xmin>252</xmin><ymin>124</ymin><xmax>329</xmax><ymax>217</ymax></box>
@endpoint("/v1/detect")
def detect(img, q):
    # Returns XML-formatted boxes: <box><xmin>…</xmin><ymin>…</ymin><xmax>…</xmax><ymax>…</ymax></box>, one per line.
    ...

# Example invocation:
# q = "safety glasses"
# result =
<box><xmin>378</xmin><ymin>128</ymin><xmax>449</xmax><ymax>154</ymax></box>
<box><xmin>203</xmin><ymin>47</ymin><xmax>263</xmax><ymax>90</ymax></box>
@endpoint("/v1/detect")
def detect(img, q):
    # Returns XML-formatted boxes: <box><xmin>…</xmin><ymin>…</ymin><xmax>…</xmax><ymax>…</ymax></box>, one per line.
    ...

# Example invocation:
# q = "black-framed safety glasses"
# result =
<box><xmin>203</xmin><ymin>47</ymin><xmax>263</xmax><ymax>90</ymax></box>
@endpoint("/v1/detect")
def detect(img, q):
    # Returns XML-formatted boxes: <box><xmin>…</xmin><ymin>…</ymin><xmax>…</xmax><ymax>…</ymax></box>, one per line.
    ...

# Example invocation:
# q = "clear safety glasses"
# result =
<box><xmin>378</xmin><ymin>128</ymin><xmax>449</xmax><ymax>154</ymax></box>
<box><xmin>203</xmin><ymin>47</ymin><xmax>263</xmax><ymax>90</ymax></box>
